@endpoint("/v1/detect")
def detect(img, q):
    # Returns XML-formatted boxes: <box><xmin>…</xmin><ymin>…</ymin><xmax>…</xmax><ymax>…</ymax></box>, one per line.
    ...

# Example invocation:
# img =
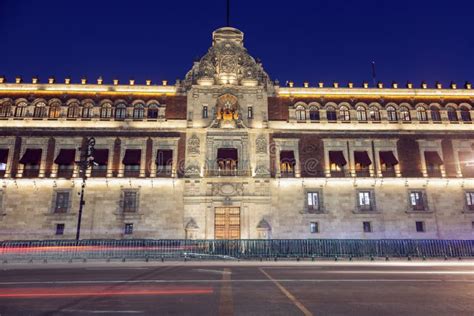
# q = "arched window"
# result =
<box><xmin>326</xmin><ymin>106</ymin><xmax>337</xmax><ymax>121</ymax></box>
<box><xmin>339</xmin><ymin>106</ymin><xmax>350</xmax><ymax>121</ymax></box>
<box><xmin>67</xmin><ymin>104</ymin><xmax>80</xmax><ymax>118</ymax></box>
<box><xmin>49</xmin><ymin>105</ymin><xmax>61</xmax><ymax>118</ymax></box>
<box><xmin>100</xmin><ymin>103</ymin><xmax>113</xmax><ymax>119</ymax></box>
<box><xmin>33</xmin><ymin>102</ymin><xmax>47</xmax><ymax>118</ymax></box>
<box><xmin>147</xmin><ymin>104</ymin><xmax>159</xmax><ymax>119</ymax></box>
<box><xmin>416</xmin><ymin>107</ymin><xmax>428</xmax><ymax>121</ymax></box>
<box><xmin>399</xmin><ymin>106</ymin><xmax>411</xmax><ymax>121</ymax></box>
<box><xmin>430</xmin><ymin>106</ymin><xmax>441</xmax><ymax>122</ymax></box>
<box><xmin>386</xmin><ymin>106</ymin><xmax>398</xmax><ymax>121</ymax></box>
<box><xmin>115</xmin><ymin>104</ymin><xmax>127</xmax><ymax>119</ymax></box>
<box><xmin>309</xmin><ymin>106</ymin><xmax>320</xmax><ymax>121</ymax></box>
<box><xmin>82</xmin><ymin>103</ymin><xmax>93</xmax><ymax>118</ymax></box>
<box><xmin>295</xmin><ymin>105</ymin><xmax>306</xmax><ymax>121</ymax></box>
<box><xmin>369</xmin><ymin>107</ymin><xmax>380</xmax><ymax>121</ymax></box>
<box><xmin>460</xmin><ymin>106</ymin><xmax>471</xmax><ymax>122</ymax></box>
<box><xmin>0</xmin><ymin>102</ymin><xmax>11</xmax><ymax>117</ymax></box>
<box><xmin>15</xmin><ymin>102</ymin><xmax>27</xmax><ymax>117</ymax></box>
<box><xmin>356</xmin><ymin>106</ymin><xmax>367</xmax><ymax>121</ymax></box>
<box><xmin>447</xmin><ymin>106</ymin><xmax>458</xmax><ymax>122</ymax></box>
<box><xmin>133</xmin><ymin>104</ymin><xmax>144</xmax><ymax>119</ymax></box>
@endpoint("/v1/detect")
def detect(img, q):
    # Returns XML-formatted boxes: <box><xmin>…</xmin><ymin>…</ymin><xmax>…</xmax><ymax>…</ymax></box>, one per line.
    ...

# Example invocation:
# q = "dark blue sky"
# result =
<box><xmin>1</xmin><ymin>0</ymin><xmax>473</xmax><ymax>86</ymax></box>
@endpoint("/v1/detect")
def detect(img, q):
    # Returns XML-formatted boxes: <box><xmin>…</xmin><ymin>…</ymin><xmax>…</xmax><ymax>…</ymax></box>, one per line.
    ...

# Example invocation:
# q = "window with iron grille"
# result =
<box><xmin>123</xmin><ymin>191</ymin><xmax>138</xmax><ymax>213</ymax></box>
<box><xmin>307</xmin><ymin>192</ymin><xmax>320</xmax><ymax>212</ymax></box>
<box><xmin>55</xmin><ymin>223</ymin><xmax>65</xmax><ymax>235</ymax></box>
<box><xmin>54</xmin><ymin>191</ymin><xmax>70</xmax><ymax>213</ymax></box>
<box><xmin>124</xmin><ymin>223</ymin><xmax>134</xmax><ymax>235</ymax></box>
<box><xmin>310</xmin><ymin>222</ymin><xmax>319</xmax><ymax>234</ymax></box>
<box><xmin>357</xmin><ymin>190</ymin><xmax>374</xmax><ymax>211</ymax></box>
<box><xmin>409</xmin><ymin>191</ymin><xmax>426</xmax><ymax>211</ymax></box>
<box><xmin>465</xmin><ymin>192</ymin><xmax>474</xmax><ymax>211</ymax></box>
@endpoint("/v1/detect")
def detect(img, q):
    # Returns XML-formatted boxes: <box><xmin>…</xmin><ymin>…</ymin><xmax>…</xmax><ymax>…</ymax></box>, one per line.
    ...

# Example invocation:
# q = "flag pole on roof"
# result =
<box><xmin>227</xmin><ymin>0</ymin><xmax>230</xmax><ymax>26</ymax></box>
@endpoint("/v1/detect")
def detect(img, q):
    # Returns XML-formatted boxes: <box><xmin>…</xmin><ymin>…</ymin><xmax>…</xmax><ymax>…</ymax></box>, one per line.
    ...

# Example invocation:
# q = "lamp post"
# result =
<box><xmin>75</xmin><ymin>137</ymin><xmax>96</xmax><ymax>241</ymax></box>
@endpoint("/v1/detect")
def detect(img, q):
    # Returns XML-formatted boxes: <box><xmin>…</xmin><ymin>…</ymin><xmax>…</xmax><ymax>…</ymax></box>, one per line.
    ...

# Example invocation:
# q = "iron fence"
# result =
<box><xmin>0</xmin><ymin>239</ymin><xmax>473</xmax><ymax>262</ymax></box>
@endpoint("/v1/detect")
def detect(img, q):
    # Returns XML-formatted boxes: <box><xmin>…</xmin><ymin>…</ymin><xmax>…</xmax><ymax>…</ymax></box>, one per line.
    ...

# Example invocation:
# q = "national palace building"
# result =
<box><xmin>0</xmin><ymin>27</ymin><xmax>474</xmax><ymax>240</ymax></box>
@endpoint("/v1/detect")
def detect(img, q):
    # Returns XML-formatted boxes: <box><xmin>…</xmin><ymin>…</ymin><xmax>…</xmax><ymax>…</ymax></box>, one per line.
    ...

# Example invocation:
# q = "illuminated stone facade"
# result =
<box><xmin>0</xmin><ymin>27</ymin><xmax>474</xmax><ymax>240</ymax></box>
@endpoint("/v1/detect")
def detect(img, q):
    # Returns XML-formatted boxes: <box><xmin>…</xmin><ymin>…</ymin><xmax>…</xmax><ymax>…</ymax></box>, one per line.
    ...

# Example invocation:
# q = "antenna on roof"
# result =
<box><xmin>371</xmin><ymin>61</ymin><xmax>377</xmax><ymax>87</ymax></box>
<box><xmin>226</xmin><ymin>0</ymin><xmax>230</xmax><ymax>26</ymax></box>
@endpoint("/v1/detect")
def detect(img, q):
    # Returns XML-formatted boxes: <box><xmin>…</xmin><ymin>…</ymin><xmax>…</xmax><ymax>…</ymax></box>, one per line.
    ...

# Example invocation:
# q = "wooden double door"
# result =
<box><xmin>214</xmin><ymin>207</ymin><xmax>241</xmax><ymax>240</ymax></box>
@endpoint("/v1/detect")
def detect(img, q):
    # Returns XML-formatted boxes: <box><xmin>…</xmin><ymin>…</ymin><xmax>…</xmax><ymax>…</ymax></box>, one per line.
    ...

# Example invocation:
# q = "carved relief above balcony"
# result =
<box><xmin>211</xmin><ymin>182</ymin><xmax>244</xmax><ymax>196</ymax></box>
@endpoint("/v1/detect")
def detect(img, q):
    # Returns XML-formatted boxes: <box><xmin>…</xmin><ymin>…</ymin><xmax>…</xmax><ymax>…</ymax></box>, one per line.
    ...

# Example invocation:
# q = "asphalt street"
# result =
<box><xmin>0</xmin><ymin>261</ymin><xmax>473</xmax><ymax>315</ymax></box>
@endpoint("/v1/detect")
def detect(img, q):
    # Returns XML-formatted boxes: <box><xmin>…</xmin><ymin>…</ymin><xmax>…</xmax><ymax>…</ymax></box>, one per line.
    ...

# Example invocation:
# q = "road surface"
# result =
<box><xmin>0</xmin><ymin>261</ymin><xmax>473</xmax><ymax>315</ymax></box>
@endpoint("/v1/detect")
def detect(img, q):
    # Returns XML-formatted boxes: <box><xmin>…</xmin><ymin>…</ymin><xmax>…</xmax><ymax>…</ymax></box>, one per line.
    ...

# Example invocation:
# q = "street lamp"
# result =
<box><xmin>75</xmin><ymin>137</ymin><xmax>96</xmax><ymax>241</ymax></box>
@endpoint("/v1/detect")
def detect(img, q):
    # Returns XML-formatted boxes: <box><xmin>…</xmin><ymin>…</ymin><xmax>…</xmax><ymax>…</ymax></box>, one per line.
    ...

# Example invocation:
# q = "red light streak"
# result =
<box><xmin>0</xmin><ymin>286</ymin><xmax>213</xmax><ymax>299</ymax></box>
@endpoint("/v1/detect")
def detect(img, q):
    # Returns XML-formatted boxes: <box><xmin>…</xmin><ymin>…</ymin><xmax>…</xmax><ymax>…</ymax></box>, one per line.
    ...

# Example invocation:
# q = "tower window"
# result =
<box><xmin>247</xmin><ymin>106</ymin><xmax>253</xmax><ymax>119</ymax></box>
<box><xmin>310</xmin><ymin>222</ymin><xmax>319</xmax><ymax>234</ymax></box>
<box><xmin>416</xmin><ymin>221</ymin><xmax>425</xmax><ymax>232</ymax></box>
<box><xmin>55</xmin><ymin>224</ymin><xmax>65</xmax><ymax>235</ymax></box>
<box><xmin>124</xmin><ymin>223</ymin><xmax>134</xmax><ymax>235</ymax></box>
<box><xmin>202</xmin><ymin>105</ymin><xmax>208</xmax><ymax>118</ymax></box>
<box><xmin>363</xmin><ymin>221</ymin><xmax>372</xmax><ymax>233</ymax></box>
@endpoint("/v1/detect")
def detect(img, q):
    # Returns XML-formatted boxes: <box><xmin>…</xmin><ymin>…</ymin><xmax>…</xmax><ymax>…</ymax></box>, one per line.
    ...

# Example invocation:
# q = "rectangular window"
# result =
<box><xmin>202</xmin><ymin>106</ymin><xmax>208</xmax><ymax>119</ymax></box>
<box><xmin>307</xmin><ymin>192</ymin><xmax>320</xmax><ymax>211</ymax></box>
<box><xmin>248</xmin><ymin>106</ymin><xmax>253</xmax><ymax>119</ymax></box>
<box><xmin>358</xmin><ymin>191</ymin><xmax>371</xmax><ymax>207</ymax></box>
<box><xmin>55</xmin><ymin>223</ymin><xmax>65</xmax><ymax>235</ymax></box>
<box><xmin>123</xmin><ymin>191</ymin><xmax>138</xmax><ymax>213</ymax></box>
<box><xmin>410</xmin><ymin>191</ymin><xmax>425</xmax><ymax>211</ymax></box>
<box><xmin>54</xmin><ymin>191</ymin><xmax>70</xmax><ymax>213</ymax></box>
<box><xmin>363</xmin><ymin>221</ymin><xmax>372</xmax><ymax>233</ymax></box>
<box><xmin>416</xmin><ymin>221</ymin><xmax>425</xmax><ymax>232</ymax></box>
<box><xmin>310</xmin><ymin>222</ymin><xmax>319</xmax><ymax>234</ymax></box>
<box><xmin>124</xmin><ymin>223</ymin><xmax>134</xmax><ymax>235</ymax></box>
<box><xmin>465</xmin><ymin>192</ymin><xmax>474</xmax><ymax>211</ymax></box>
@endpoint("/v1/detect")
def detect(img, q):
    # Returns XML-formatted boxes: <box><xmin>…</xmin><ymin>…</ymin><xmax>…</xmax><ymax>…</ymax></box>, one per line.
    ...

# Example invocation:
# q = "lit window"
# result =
<box><xmin>307</xmin><ymin>192</ymin><xmax>320</xmax><ymax>211</ymax></box>
<box><xmin>358</xmin><ymin>191</ymin><xmax>372</xmax><ymax>209</ymax></box>
<box><xmin>339</xmin><ymin>106</ymin><xmax>350</xmax><ymax>121</ymax></box>
<box><xmin>465</xmin><ymin>192</ymin><xmax>474</xmax><ymax>211</ymax></box>
<box><xmin>356</xmin><ymin>106</ymin><xmax>367</xmax><ymax>121</ymax></box>
<box><xmin>387</xmin><ymin>106</ymin><xmax>398</xmax><ymax>121</ymax></box>
<box><xmin>310</xmin><ymin>222</ymin><xmax>319</xmax><ymax>234</ymax></box>
<box><xmin>399</xmin><ymin>106</ymin><xmax>411</xmax><ymax>121</ymax></box>
<box><xmin>247</xmin><ymin>106</ymin><xmax>253</xmax><ymax>119</ymax></box>
<box><xmin>115</xmin><ymin>104</ymin><xmax>127</xmax><ymax>119</ymax></box>
<box><xmin>296</xmin><ymin>105</ymin><xmax>306</xmax><ymax>121</ymax></box>
<box><xmin>415</xmin><ymin>221</ymin><xmax>425</xmax><ymax>232</ymax></box>
<box><xmin>49</xmin><ymin>106</ymin><xmax>61</xmax><ymax>118</ymax></box>
<box><xmin>55</xmin><ymin>223</ymin><xmax>65</xmax><ymax>235</ymax></box>
<box><xmin>124</xmin><ymin>223</ymin><xmax>134</xmax><ymax>235</ymax></box>
<box><xmin>416</xmin><ymin>107</ymin><xmax>428</xmax><ymax>121</ymax></box>
<box><xmin>369</xmin><ymin>107</ymin><xmax>381</xmax><ymax>121</ymax></box>
<box><xmin>133</xmin><ymin>105</ymin><xmax>144</xmax><ymax>119</ymax></box>
<box><xmin>410</xmin><ymin>191</ymin><xmax>425</xmax><ymax>211</ymax></box>
<box><xmin>363</xmin><ymin>221</ymin><xmax>372</xmax><ymax>233</ymax></box>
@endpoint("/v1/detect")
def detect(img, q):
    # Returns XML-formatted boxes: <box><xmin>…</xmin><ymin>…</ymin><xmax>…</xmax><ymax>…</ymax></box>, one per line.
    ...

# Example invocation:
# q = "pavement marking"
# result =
<box><xmin>195</xmin><ymin>268</ymin><xmax>232</xmax><ymax>275</ymax></box>
<box><xmin>265</xmin><ymin>270</ymin><xmax>474</xmax><ymax>275</ymax></box>
<box><xmin>84</xmin><ymin>268</ymin><xmax>151</xmax><ymax>271</ymax></box>
<box><xmin>0</xmin><ymin>279</ymin><xmax>473</xmax><ymax>286</ymax></box>
<box><xmin>259</xmin><ymin>268</ymin><xmax>313</xmax><ymax>316</ymax></box>
<box><xmin>218</xmin><ymin>268</ymin><xmax>234</xmax><ymax>316</ymax></box>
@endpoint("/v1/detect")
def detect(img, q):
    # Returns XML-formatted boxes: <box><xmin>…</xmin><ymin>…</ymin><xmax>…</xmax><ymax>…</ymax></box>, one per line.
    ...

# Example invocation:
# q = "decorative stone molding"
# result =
<box><xmin>187</xmin><ymin>134</ymin><xmax>200</xmax><ymax>155</ymax></box>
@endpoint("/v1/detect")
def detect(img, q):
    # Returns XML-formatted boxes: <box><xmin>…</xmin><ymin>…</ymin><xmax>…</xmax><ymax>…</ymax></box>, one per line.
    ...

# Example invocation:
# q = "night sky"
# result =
<box><xmin>1</xmin><ymin>0</ymin><xmax>473</xmax><ymax>86</ymax></box>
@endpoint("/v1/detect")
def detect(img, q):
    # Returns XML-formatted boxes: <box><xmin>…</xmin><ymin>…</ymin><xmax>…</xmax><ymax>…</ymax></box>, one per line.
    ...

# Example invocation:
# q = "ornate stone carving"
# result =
<box><xmin>184</xmin><ymin>27</ymin><xmax>270</xmax><ymax>87</ymax></box>
<box><xmin>255</xmin><ymin>163</ymin><xmax>270</xmax><ymax>177</ymax></box>
<box><xmin>256</xmin><ymin>135</ymin><xmax>267</xmax><ymax>154</ymax></box>
<box><xmin>187</xmin><ymin>134</ymin><xmax>200</xmax><ymax>155</ymax></box>
<box><xmin>185</xmin><ymin>163</ymin><xmax>200</xmax><ymax>177</ymax></box>
<box><xmin>211</xmin><ymin>182</ymin><xmax>243</xmax><ymax>196</ymax></box>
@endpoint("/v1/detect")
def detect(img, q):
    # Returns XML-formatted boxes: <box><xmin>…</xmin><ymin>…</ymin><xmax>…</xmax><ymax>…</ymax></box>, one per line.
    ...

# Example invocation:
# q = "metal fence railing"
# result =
<box><xmin>0</xmin><ymin>239</ymin><xmax>473</xmax><ymax>262</ymax></box>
